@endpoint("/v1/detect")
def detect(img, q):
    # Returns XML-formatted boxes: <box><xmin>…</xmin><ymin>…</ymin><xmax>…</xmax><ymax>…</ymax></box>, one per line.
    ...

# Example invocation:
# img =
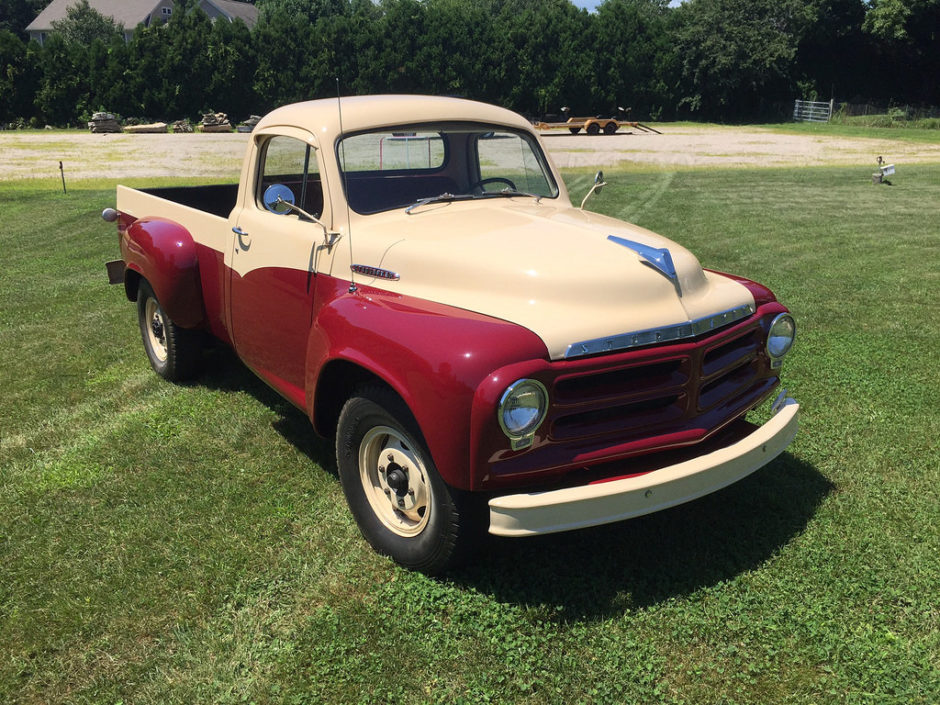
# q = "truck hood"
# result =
<box><xmin>343</xmin><ymin>199</ymin><xmax>755</xmax><ymax>360</ymax></box>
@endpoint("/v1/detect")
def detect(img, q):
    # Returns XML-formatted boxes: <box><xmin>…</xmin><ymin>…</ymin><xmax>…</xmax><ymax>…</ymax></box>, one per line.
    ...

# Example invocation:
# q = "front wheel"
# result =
<box><xmin>336</xmin><ymin>387</ymin><xmax>479</xmax><ymax>573</ymax></box>
<box><xmin>137</xmin><ymin>280</ymin><xmax>202</xmax><ymax>381</ymax></box>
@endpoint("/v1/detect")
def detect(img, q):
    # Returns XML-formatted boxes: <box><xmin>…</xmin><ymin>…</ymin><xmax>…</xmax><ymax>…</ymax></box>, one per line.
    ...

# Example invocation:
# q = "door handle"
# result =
<box><xmin>232</xmin><ymin>226</ymin><xmax>251</xmax><ymax>251</ymax></box>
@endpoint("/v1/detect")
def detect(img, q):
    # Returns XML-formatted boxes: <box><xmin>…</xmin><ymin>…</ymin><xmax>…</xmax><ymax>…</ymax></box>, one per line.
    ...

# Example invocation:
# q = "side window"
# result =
<box><xmin>257</xmin><ymin>136</ymin><xmax>324</xmax><ymax>218</ymax></box>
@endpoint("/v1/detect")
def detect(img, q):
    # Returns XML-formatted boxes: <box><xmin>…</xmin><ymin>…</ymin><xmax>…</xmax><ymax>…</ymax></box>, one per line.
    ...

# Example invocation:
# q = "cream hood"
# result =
<box><xmin>339</xmin><ymin>199</ymin><xmax>755</xmax><ymax>360</ymax></box>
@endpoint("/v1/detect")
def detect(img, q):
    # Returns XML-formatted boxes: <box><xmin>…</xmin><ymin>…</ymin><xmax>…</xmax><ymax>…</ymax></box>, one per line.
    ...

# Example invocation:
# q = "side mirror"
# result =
<box><xmin>263</xmin><ymin>184</ymin><xmax>296</xmax><ymax>214</ymax></box>
<box><xmin>580</xmin><ymin>170</ymin><xmax>608</xmax><ymax>210</ymax></box>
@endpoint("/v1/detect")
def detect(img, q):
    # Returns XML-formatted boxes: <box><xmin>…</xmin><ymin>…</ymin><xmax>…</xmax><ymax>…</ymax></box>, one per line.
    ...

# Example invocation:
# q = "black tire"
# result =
<box><xmin>586</xmin><ymin>122</ymin><xmax>601</xmax><ymax>135</ymax></box>
<box><xmin>137</xmin><ymin>280</ymin><xmax>202</xmax><ymax>381</ymax></box>
<box><xmin>568</xmin><ymin>127</ymin><xmax>580</xmax><ymax>134</ymax></box>
<box><xmin>603</xmin><ymin>122</ymin><xmax>618</xmax><ymax>135</ymax></box>
<box><xmin>335</xmin><ymin>386</ymin><xmax>480</xmax><ymax>573</ymax></box>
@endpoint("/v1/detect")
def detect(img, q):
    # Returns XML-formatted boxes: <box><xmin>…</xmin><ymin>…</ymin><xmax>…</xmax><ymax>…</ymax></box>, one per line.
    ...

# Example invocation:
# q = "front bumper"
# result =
<box><xmin>488</xmin><ymin>395</ymin><xmax>799</xmax><ymax>536</ymax></box>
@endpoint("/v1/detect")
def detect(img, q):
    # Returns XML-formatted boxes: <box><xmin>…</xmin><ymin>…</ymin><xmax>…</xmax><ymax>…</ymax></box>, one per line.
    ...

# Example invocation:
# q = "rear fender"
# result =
<box><xmin>121</xmin><ymin>217</ymin><xmax>206</xmax><ymax>328</ymax></box>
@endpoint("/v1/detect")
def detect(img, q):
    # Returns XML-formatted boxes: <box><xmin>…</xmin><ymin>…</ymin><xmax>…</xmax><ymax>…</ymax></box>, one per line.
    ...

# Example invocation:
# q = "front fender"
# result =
<box><xmin>305</xmin><ymin>278</ymin><xmax>549</xmax><ymax>490</ymax></box>
<box><xmin>121</xmin><ymin>217</ymin><xmax>206</xmax><ymax>329</ymax></box>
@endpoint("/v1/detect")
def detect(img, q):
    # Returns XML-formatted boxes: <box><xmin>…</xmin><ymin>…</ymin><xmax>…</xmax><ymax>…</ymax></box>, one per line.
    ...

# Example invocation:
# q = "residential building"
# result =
<box><xmin>26</xmin><ymin>0</ymin><xmax>258</xmax><ymax>45</ymax></box>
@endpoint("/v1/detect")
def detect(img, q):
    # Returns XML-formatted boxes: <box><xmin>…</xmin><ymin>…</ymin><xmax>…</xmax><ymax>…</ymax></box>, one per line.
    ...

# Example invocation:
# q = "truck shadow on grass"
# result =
<box><xmin>452</xmin><ymin>455</ymin><xmax>832</xmax><ymax>618</ymax></box>
<box><xmin>196</xmin><ymin>346</ymin><xmax>337</xmax><ymax>473</ymax></box>
<box><xmin>196</xmin><ymin>347</ymin><xmax>831</xmax><ymax>617</ymax></box>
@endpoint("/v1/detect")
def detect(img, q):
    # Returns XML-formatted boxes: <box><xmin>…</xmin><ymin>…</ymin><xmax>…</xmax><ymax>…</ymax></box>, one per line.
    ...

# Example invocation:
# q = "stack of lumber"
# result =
<box><xmin>124</xmin><ymin>122</ymin><xmax>168</xmax><ymax>134</ymax></box>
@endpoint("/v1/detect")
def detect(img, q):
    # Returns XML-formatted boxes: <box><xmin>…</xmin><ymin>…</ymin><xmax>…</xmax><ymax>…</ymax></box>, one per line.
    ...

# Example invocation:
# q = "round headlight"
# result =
<box><xmin>767</xmin><ymin>313</ymin><xmax>796</xmax><ymax>359</ymax></box>
<box><xmin>498</xmin><ymin>379</ymin><xmax>548</xmax><ymax>440</ymax></box>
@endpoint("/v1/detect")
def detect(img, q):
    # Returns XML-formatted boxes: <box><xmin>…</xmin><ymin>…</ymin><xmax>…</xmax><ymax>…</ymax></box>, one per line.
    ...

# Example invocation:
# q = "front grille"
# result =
<box><xmin>548</xmin><ymin>321</ymin><xmax>771</xmax><ymax>444</ymax></box>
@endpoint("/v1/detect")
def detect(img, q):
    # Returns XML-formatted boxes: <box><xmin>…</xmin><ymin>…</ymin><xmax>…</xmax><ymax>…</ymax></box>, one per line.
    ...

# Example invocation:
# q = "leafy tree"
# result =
<box><xmin>160</xmin><ymin>4</ymin><xmax>215</xmax><ymax>118</ymax></box>
<box><xmin>863</xmin><ymin>0</ymin><xmax>939</xmax><ymax>104</ymax></box>
<box><xmin>594</xmin><ymin>0</ymin><xmax>678</xmax><ymax>119</ymax></box>
<box><xmin>206</xmin><ymin>18</ymin><xmax>257</xmax><ymax>119</ymax></box>
<box><xmin>50</xmin><ymin>0</ymin><xmax>123</xmax><ymax>46</ymax></box>
<box><xmin>489</xmin><ymin>0</ymin><xmax>595</xmax><ymax>115</ymax></box>
<box><xmin>125</xmin><ymin>23</ymin><xmax>169</xmax><ymax>118</ymax></box>
<box><xmin>35</xmin><ymin>32</ymin><xmax>87</xmax><ymax>125</ymax></box>
<box><xmin>674</xmin><ymin>0</ymin><xmax>808</xmax><ymax>120</ymax></box>
<box><xmin>251</xmin><ymin>4</ymin><xmax>317</xmax><ymax>110</ymax></box>
<box><xmin>0</xmin><ymin>0</ymin><xmax>51</xmax><ymax>38</ymax></box>
<box><xmin>85</xmin><ymin>32</ymin><xmax>131</xmax><ymax>116</ymax></box>
<box><xmin>0</xmin><ymin>29</ymin><xmax>39</xmax><ymax>121</ymax></box>
<box><xmin>793</xmin><ymin>0</ymin><xmax>868</xmax><ymax>102</ymax></box>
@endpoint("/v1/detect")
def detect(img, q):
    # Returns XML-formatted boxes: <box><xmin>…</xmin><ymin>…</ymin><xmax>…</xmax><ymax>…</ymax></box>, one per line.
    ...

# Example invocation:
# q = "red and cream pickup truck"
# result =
<box><xmin>105</xmin><ymin>95</ymin><xmax>798</xmax><ymax>573</ymax></box>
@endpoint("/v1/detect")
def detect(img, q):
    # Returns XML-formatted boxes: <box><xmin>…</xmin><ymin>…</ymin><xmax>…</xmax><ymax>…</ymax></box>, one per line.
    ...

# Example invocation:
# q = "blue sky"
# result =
<box><xmin>571</xmin><ymin>0</ymin><xmax>684</xmax><ymax>10</ymax></box>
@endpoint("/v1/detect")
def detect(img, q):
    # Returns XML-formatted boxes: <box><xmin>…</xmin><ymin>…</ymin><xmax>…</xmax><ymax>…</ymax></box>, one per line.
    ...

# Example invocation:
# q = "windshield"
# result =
<box><xmin>337</xmin><ymin>123</ymin><xmax>559</xmax><ymax>214</ymax></box>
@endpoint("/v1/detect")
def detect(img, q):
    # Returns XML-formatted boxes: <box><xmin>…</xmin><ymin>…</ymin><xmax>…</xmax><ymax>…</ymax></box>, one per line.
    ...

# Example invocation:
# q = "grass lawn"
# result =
<box><xmin>1</xmin><ymin>165</ymin><xmax>938</xmax><ymax>704</ymax></box>
<box><xmin>752</xmin><ymin>121</ymin><xmax>940</xmax><ymax>144</ymax></box>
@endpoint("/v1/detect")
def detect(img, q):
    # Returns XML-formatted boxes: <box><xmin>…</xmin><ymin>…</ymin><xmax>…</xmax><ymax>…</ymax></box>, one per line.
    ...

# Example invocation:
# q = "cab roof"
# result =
<box><xmin>254</xmin><ymin>95</ymin><xmax>534</xmax><ymax>137</ymax></box>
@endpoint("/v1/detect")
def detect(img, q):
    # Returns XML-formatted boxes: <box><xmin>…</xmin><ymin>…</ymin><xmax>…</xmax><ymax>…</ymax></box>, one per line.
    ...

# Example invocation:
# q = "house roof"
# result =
<box><xmin>204</xmin><ymin>0</ymin><xmax>258</xmax><ymax>28</ymax></box>
<box><xmin>26</xmin><ymin>0</ymin><xmax>165</xmax><ymax>32</ymax></box>
<box><xmin>26</xmin><ymin>0</ymin><xmax>259</xmax><ymax>33</ymax></box>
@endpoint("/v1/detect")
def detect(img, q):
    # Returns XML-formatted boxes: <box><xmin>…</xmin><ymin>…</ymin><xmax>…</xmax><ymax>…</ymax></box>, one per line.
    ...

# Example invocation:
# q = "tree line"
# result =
<box><xmin>1</xmin><ymin>0</ymin><xmax>938</xmax><ymax>127</ymax></box>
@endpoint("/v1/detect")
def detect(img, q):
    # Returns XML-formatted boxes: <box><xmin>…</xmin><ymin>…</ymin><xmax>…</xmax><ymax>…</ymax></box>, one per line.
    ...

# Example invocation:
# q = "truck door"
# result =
<box><xmin>228</xmin><ymin>131</ymin><xmax>332</xmax><ymax>405</ymax></box>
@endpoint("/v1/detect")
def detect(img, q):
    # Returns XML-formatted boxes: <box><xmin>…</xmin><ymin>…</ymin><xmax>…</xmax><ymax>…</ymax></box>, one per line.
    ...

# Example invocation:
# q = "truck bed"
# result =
<box><xmin>139</xmin><ymin>183</ymin><xmax>239</xmax><ymax>219</ymax></box>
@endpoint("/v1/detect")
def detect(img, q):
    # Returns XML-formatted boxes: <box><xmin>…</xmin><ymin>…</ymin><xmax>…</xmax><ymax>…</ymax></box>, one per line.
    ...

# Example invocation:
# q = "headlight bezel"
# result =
<box><xmin>766</xmin><ymin>312</ymin><xmax>796</xmax><ymax>366</ymax></box>
<box><xmin>497</xmin><ymin>378</ymin><xmax>549</xmax><ymax>450</ymax></box>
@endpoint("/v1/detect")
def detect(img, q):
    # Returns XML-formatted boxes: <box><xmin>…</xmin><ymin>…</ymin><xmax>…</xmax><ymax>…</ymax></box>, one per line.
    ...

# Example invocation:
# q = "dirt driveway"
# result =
<box><xmin>1</xmin><ymin>125</ymin><xmax>937</xmax><ymax>182</ymax></box>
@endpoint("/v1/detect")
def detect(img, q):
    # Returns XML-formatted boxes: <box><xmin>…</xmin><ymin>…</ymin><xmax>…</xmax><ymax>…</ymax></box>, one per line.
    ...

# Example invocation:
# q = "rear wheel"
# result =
<box><xmin>603</xmin><ymin>122</ymin><xmax>618</xmax><ymax>135</ymax></box>
<box><xmin>568</xmin><ymin>127</ymin><xmax>580</xmax><ymax>134</ymax></box>
<box><xmin>336</xmin><ymin>386</ymin><xmax>479</xmax><ymax>573</ymax></box>
<box><xmin>586</xmin><ymin>122</ymin><xmax>601</xmax><ymax>135</ymax></box>
<box><xmin>137</xmin><ymin>280</ymin><xmax>201</xmax><ymax>381</ymax></box>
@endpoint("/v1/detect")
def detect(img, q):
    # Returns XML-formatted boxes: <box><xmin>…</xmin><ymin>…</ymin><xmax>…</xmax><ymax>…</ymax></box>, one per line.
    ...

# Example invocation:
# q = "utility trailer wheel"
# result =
<box><xmin>586</xmin><ymin>122</ymin><xmax>601</xmax><ymax>135</ymax></box>
<box><xmin>336</xmin><ymin>386</ymin><xmax>481</xmax><ymax>574</ymax></box>
<box><xmin>137</xmin><ymin>280</ymin><xmax>202</xmax><ymax>381</ymax></box>
<box><xmin>603</xmin><ymin>122</ymin><xmax>618</xmax><ymax>135</ymax></box>
<box><xmin>568</xmin><ymin>127</ymin><xmax>581</xmax><ymax>134</ymax></box>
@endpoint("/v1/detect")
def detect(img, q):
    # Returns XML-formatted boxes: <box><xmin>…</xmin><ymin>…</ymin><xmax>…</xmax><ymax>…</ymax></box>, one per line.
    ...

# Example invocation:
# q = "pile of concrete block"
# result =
<box><xmin>201</xmin><ymin>112</ymin><xmax>232</xmax><ymax>133</ymax></box>
<box><xmin>88</xmin><ymin>112</ymin><xmax>122</xmax><ymax>133</ymax></box>
<box><xmin>237</xmin><ymin>115</ymin><xmax>262</xmax><ymax>133</ymax></box>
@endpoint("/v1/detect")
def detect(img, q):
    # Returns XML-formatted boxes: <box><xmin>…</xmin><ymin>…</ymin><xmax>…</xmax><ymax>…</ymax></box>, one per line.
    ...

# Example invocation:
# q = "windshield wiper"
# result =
<box><xmin>481</xmin><ymin>187</ymin><xmax>544</xmax><ymax>203</ymax></box>
<box><xmin>405</xmin><ymin>192</ymin><xmax>475</xmax><ymax>214</ymax></box>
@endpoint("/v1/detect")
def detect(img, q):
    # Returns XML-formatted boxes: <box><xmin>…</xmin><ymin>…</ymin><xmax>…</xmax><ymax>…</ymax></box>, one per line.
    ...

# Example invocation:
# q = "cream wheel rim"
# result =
<box><xmin>359</xmin><ymin>426</ymin><xmax>431</xmax><ymax>537</ymax></box>
<box><xmin>145</xmin><ymin>298</ymin><xmax>168</xmax><ymax>363</ymax></box>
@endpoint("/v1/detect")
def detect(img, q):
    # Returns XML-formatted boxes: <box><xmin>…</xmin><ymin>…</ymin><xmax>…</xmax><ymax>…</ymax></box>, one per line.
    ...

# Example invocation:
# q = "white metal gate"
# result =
<box><xmin>793</xmin><ymin>99</ymin><xmax>834</xmax><ymax>122</ymax></box>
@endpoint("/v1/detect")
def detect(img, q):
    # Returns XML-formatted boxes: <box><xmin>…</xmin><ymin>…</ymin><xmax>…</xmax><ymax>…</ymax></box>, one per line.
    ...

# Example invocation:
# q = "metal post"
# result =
<box><xmin>59</xmin><ymin>161</ymin><xmax>67</xmax><ymax>194</ymax></box>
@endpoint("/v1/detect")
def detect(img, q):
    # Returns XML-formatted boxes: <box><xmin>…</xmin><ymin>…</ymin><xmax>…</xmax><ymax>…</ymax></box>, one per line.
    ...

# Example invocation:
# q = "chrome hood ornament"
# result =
<box><xmin>607</xmin><ymin>235</ymin><xmax>679</xmax><ymax>291</ymax></box>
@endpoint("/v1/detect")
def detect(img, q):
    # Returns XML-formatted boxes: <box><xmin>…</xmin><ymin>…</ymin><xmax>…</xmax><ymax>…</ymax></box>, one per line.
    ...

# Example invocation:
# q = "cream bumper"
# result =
<box><xmin>488</xmin><ymin>396</ymin><xmax>799</xmax><ymax>537</ymax></box>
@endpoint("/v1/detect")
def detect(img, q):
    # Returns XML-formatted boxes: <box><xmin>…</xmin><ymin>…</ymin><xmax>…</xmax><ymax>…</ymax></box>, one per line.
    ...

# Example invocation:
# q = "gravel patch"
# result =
<box><xmin>1</xmin><ymin>125</ymin><xmax>937</xmax><ymax>183</ymax></box>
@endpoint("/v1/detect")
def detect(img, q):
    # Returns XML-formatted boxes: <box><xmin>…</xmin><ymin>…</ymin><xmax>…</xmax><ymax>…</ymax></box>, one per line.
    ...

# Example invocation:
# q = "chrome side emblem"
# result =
<box><xmin>607</xmin><ymin>235</ymin><xmax>678</xmax><ymax>286</ymax></box>
<box><xmin>350</xmin><ymin>264</ymin><xmax>400</xmax><ymax>281</ymax></box>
